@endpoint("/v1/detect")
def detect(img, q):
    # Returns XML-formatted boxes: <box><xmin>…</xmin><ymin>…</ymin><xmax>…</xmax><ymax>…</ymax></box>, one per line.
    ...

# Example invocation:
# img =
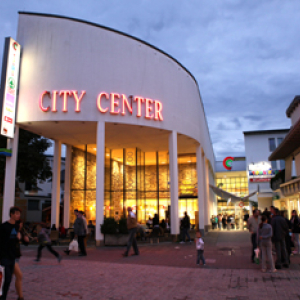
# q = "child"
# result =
<box><xmin>258</xmin><ymin>215</ymin><xmax>276</xmax><ymax>273</ymax></box>
<box><xmin>35</xmin><ymin>224</ymin><xmax>62</xmax><ymax>263</ymax></box>
<box><xmin>195</xmin><ymin>231</ymin><xmax>206</xmax><ymax>266</ymax></box>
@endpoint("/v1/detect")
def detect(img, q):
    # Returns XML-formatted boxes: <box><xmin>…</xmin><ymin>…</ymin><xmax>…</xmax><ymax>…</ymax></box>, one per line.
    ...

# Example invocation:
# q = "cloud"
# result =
<box><xmin>0</xmin><ymin>0</ymin><xmax>298</xmax><ymax>159</ymax></box>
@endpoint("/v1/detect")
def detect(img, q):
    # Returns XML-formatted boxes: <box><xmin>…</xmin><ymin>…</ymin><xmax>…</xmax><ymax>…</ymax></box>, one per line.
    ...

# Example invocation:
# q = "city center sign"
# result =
<box><xmin>39</xmin><ymin>90</ymin><xmax>164</xmax><ymax>121</ymax></box>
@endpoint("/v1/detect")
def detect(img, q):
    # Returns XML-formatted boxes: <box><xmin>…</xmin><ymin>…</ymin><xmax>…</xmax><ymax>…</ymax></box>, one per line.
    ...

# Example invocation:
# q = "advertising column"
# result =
<box><xmin>0</xmin><ymin>37</ymin><xmax>21</xmax><ymax>221</ymax></box>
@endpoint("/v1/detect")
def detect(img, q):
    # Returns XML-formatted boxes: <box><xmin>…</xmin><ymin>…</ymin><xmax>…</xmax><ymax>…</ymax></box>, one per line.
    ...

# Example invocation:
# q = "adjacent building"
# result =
<box><xmin>269</xmin><ymin>96</ymin><xmax>300</xmax><ymax>217</ymax></box>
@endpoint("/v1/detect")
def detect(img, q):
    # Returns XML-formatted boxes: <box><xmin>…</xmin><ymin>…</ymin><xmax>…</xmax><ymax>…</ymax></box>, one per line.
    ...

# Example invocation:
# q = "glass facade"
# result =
<box><xmin>215</xmin><ymin>173</ymin><xmax>249</xmax><ymax>228</ymax></box>
<box><xmin>70</xmin><ymin>147</ymin><xmax>199</xmax><ymax>226</ymax></box>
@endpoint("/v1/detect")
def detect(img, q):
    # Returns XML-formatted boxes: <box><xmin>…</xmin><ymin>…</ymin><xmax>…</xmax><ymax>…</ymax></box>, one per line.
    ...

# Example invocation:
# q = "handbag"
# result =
<box><xmin>0</xmin><ymin>265</ymin><xmax>5</xmax><ymax>296</ymax></box>
<box><xmin>69</xmin><ymin>239</ymin><xmax>79</xmax><ymax>252</ymax></box>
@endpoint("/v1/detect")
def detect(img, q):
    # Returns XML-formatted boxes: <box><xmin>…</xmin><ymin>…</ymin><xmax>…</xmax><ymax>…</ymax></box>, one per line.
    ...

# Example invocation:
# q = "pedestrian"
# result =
<box><xmin>74</xmin><ymin>210</ymin><xmax>87</xmax><ymax>256</ymax></box>
<box><xmin>34</xmin><ymin>224</ymin><xmax>62</xmax><ymax>262</ymax></box>
<box><xmin>290</xmin><ymin>210</ymin><xmax>300</xmax><ymax>254</ymax></box>
<box><xmin>271</xmin><ymin>208</ymin><xmax>289</xmax><ymax>269</ymax></box>
<box><xmin>122</xmin><ymin>207</ymin><xmax>139</xmax><ymax>257</ymax></box>
<box><xmin>218</xmin><ymin>214</ymin><xmax>222</xmax><ymax>230</ymax></box>
<box><xmin>258</xmin><ymin>215</ymin><xmax>276</xmax><ymax>273</ymax></box>
<box><xmin>227</xmin><ymin>215</ymin><xmax>231</xmax><ymax>230</ymax></box>
<box><xmin>14</xmin><ymin>220</ymin><xmax>30</xmax><ymax>300</ymax></box>
<box><xmin>195</xmin><ymin>231</ymin><xmax>205</xmax><ymax>266</ymax></box>
<box><xmin>0</xmin><ymin>206</ymin><xmax>22</xmax><ymax>300</ymax></box>
<box><xmin>280</xmin><ymin>211</ymin><xmax>291</xmax><ymax>263</ymax></box>
<box><xmin>80</xmin><ymin>211</ymin><xmax>88</xmax><ymax>247</ymax></box>
<box><xmin>210</xmin><ymin>215</ymin><xmax>216</xmax><ymax>229</ymax></box>
<box><xmin>248</xmin><ymin>209</ymin><xmax>260</xmax><ymax>263</ymax></box>
<box><xmin>222</xmin><ymin>215</ymin><xmax>227</xmax><ymax>230</ymax></box>
<box><xmin>180</xmin><ymin>212</ymin><xmax>191</xmax><ymax>243</ymax></box>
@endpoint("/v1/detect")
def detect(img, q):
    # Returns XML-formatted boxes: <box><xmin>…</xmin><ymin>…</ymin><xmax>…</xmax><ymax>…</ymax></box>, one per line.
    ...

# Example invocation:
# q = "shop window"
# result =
<box><xmin>28</xmin><ymin>200</ymin><xmax>39</xmax><ymax>211</ymax></box>
<box><xmin>277</xmin><ymin>138</ymin><xmax>283</xmax><ymax>146</ymax></box>
<box><xmin>268</xmin><ymin>138</ymin><xmax>276</xmax><ymax>152</ymax></box>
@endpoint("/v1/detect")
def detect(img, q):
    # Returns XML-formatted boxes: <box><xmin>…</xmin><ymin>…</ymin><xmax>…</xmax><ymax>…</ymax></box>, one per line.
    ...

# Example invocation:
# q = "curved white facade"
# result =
<box><xmin>1</xmin><ymin>13</ymin><xmax>217</xmax><ymax>241</ymax></box>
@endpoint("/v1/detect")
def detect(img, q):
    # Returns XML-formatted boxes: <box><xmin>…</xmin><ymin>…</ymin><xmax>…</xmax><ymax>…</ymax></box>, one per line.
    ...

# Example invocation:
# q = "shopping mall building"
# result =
<box><xmin>1</xmin><ymin>13</ymin><xmax>216</xmax><ymax>244</ymax></box>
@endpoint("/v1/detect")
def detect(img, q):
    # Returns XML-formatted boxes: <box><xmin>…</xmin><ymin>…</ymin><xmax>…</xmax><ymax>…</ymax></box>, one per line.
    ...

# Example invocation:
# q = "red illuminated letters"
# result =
<box><xmin>39</xmin><ymin>90</ymin><xmax>163</xmax><ymax>121</ymax></box>
<box><xmin>121</xmin><ymin>94</ymin><xmax>133</xmax><ymax>115</ymax></box>
<box><xmin>134</xmin><ymin>96</ymin><xmax>145</xmax><ymax>117</ymax></box>
<box><xmin>110</xmin><ymin>93</ymin><xmax>121</xmax><ymax>115</ymax></box>
<box><xmin>97</xmin><ymin>92</ymin><xmax>109</xmax><ymax>113</ymax></box>
<box><xmin>39</xmin><ymin>91</ymin><xmax>51</xmax><ymax>112</ymax></box>
<box><xmin>73</xmin><ymin>90</ymin><xmax>86</xmax><ymax>112</ymax></box>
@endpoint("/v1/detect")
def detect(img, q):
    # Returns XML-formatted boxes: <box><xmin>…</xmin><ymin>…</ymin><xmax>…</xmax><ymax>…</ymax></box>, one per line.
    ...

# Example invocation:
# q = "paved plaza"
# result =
<box><xmin>6</xmin><ymin>231</ymin><xmax>300</xmax><ymax>300</ymax></box>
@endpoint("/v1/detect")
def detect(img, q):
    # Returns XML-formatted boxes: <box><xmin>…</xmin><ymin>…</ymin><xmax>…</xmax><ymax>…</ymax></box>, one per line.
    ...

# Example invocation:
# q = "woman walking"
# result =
<box><xmin>258</xmin><ymin>215</ymin><xmax>276</xmax><ymax>273</ymax></box>
<box><xmin>14</xmin><ymin>220</ymin><xmax>30</xmax><ymax>300</ymax></box>
<box><xmin>291</xmin><ymin>210</ymin><xmax>300</xmax><ymax>254</ymax></box>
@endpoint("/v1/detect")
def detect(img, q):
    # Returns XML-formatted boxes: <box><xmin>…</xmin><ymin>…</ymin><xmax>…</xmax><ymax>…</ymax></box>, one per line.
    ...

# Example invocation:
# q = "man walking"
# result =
<box><xmin>271</xmin><ymin>208</ymin><xmax>289</xmax><ymax>269</ymax></box>
<box><xmin>0</xmin><ymin>207</ymin><xmax>21</xmax><ymax>300</ymax></box>
<box><xmin>123</xmin><ymin>207</ymin><xmax>139</xmax><ymax>257</ymax></box>
<box><xmin>180</xmin><ymin>212</ymin><xmax>191</xmax><ymax>243</ymax></box>
<box><xmin>74</xmin><ymin>210</ymin><xmax>87</xmax><ymax>256</ymax></box>
<box><xmin>248</xmin><ymin>209</ymin><xmax>260</xmax><ymax>263</ymax></box>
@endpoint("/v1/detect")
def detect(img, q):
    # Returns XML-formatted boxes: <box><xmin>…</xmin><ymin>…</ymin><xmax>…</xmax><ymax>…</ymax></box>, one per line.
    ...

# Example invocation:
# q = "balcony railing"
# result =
<box><xmin>280</xmin><ymin>176</ymin><xmax>300</xmax><ymax>197</ymax></box>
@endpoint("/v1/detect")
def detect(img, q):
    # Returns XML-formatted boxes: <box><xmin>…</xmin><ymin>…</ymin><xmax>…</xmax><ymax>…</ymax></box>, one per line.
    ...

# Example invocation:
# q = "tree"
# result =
<box><xmin>0</xmin><ymin>128</ymin><xmax>52</xmax><ymax>195</ymax></box>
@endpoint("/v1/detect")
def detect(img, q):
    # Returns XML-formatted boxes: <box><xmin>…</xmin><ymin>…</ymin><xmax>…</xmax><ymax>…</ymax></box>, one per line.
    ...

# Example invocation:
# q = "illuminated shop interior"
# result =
<box><xmin>70</xmin><ymin>145</ymin><xmax>198</xmax><ymax>226</ymax></box>
<box><xmin>215</xmin><ymin>172</ymin><xmax>250</xmax><ymax>220</ymax></box>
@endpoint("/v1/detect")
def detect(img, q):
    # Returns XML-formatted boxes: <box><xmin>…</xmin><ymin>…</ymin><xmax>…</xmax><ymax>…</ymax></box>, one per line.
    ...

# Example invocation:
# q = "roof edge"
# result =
<box><xmin>286</xmin><ymin>96</ymin><xmax>300</xmax><ymax>118</ymax></box>
<box><xmin>18</xmin><ymin>11</ymin><xmax>197</xmax><ymax>85</ymax></box>
<box><xmin>243</xmin><ymin>129</ymin><xmax>290</xmax><ymax>135</ymax></box>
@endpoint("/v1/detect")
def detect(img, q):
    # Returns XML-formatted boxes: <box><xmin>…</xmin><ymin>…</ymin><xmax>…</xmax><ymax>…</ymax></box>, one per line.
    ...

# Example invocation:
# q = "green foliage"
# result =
<box><xmin>0</xmin><ymin>129</ymin><xmax>52</xmax><ymax>195</ymax></box>
<box><xmin>101</xmin><ymin>217</ymin><xmax>118</xmax><ymax>234</ymax></box>
<box><xmin>118</xmin><ymin>217</ymin><xmax>128</xmax><ymax>234</ymax></box>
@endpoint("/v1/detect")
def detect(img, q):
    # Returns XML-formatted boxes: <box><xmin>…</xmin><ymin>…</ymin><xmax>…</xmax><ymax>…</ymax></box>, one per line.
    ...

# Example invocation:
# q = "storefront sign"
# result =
<box><xmin>248</xmin><ymin>161</ymin><xmax>279</xmax><ymax>181</ymax></box>
<box><xmin>239</xmin><ymin>201</ymin><xmax>244</xmax><ymax>208</ymax></box>
<box><xmin>39</xmin><ymin>90</ymin><xmax>164</xmax><ymax>121</ymax></box>
<box><xmin>223</xmin><ymin>157</ymin><xmax>234</xmax><ymax>170</ymax></box>
<box><xmin>0</xmin><ymin>37</ymin><xmax>21</xmax><ymax>138</ymax></box>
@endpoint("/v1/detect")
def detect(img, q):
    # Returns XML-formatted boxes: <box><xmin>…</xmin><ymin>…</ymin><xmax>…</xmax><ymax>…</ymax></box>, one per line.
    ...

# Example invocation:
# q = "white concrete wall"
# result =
<box><xmin>16</xmin><ymin>13</ymin><xmax>215</xmax><ymax>169</ymax></box>
<box><xmin>291</xmin><ymin>105</ymin><xmax>300</xmax><ymax>126</ymax></box>
<box><xmin>244</xmin><ymin>132</ymin><xmax>288</xmax><ymax>194</ymax></box>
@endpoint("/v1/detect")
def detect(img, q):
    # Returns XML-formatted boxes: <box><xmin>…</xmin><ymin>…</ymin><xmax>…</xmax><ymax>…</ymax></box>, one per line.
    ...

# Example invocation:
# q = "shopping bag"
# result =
<box><xmin>0</xmin><ymin>265</ymin><xmax>5</xmax><ymax>296</ymax></box>
<box><xmin>254</xmin><ymin>248</ymin><xmax>260</xmax><ymax>264</ymax></box>
<box><xmin>69</xmin><ymin>239</ymin><xmax>79</xmax><ymax>252</ymax></box>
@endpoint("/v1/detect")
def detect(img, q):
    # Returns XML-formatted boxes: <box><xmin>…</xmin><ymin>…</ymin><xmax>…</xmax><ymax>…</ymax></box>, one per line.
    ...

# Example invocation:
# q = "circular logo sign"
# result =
<box><xmin>8</xmin><ymin>77</ymin><xmax>15</xmax><ymax>89</ymax></box>
<box><xmin>223</xmin><ymin>157</ymin><xmax>234</xmax><ymax>170</ymax></box>
<box><xmin>239</xmin><ymin>201</ymin><xmax>244</xmax><ymax>208</ymax></box>
<box><xmin>12</xmin><ymin>42</ymin><xmax>18</xmax><ymax>50</ymax></box>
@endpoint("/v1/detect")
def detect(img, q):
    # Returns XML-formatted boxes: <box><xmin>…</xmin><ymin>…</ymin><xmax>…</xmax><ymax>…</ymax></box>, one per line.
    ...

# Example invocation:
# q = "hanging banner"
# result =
<box><xmin>0</xmin><ymin>37</ymin><xmax>21</xmax><ymax>138</ymax></box>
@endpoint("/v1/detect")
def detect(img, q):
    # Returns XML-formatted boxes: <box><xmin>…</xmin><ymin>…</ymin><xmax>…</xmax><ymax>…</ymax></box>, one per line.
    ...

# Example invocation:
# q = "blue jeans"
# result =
<box><xmin>125</xmin><ymin>227</ymin><xmax>139</xmax><ymax>255</ymax></box>
<box><xmin>182</xmin><ymin>228</ymin><xmax>191</xmax><ymax>242</ymax></box>
<box><xmin>197</xmin><ymin>250</ymin><xmax>205</xmax><ymax>264</ymax></box>
<box><xmin>0</xmin><ymin>258</ymin><xmax>15</xmax><ymax>300</ymax></box>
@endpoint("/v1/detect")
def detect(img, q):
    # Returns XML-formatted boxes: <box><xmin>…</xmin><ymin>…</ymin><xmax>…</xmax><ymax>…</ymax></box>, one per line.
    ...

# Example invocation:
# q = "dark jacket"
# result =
<box><xmin>271</xmin><ymin>215</ymin><xmax>289</xmax><ymax>242</ymax></box>
<box><xmin>291</xmin><ymin>216</ymin><xmax>300</xmax><ymax>233</ymax></box>
<box><xmin>74</xmin><ymin>217</ymin><xmax>86</xmax><ymax>236</ymax></box>
<box><xmin>182</xmin><ymin>216</ymin><xmax>190</xmax><ymax>229</ymax></box>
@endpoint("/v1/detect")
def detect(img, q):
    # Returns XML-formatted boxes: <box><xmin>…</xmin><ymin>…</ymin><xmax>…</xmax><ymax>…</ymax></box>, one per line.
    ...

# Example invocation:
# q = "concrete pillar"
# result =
<box><xmin>63</xmin><ymin>145</ymin><xmax>72</xmax><ymax>228</ymax></box>
<box><xmin>169</xmin><ymin>130</ymin><xmax>179</xmax><ymax>235</ymax></box>
<box><xmin>2</xmin><ymin>125</ymin><xmax>19</xmax><ymax>222</ymax></box>
<box><xmin>203</xmin><ymin>157</ymin><xmax>210</xmax><ymax>228</ymax></box>
<box><xmin>196</xmin><ymin>145</ymin><xmax>205</xmax><ymax>235</ymax></box>
<box><xmin>51</xmin><ymin>140</ymin><xmax>61</xmax><ymax>228</ymax></box>
<box><xmin>96</xmin><ymin>121</ymin><xmax>105</xmax><ymax>245</ymax></box>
